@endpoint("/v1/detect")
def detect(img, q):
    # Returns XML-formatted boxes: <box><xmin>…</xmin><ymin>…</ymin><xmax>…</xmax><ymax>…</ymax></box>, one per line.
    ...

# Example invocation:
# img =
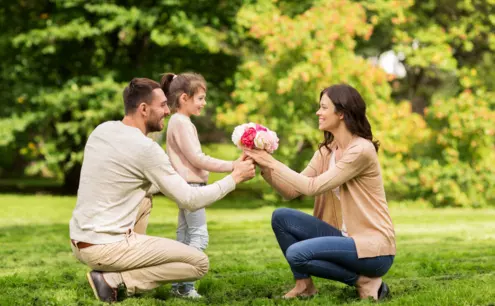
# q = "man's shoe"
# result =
<box><xmin>86</xmin><ymin>271</ymin><xmax>118</xmax><ymax>303</ymax></box>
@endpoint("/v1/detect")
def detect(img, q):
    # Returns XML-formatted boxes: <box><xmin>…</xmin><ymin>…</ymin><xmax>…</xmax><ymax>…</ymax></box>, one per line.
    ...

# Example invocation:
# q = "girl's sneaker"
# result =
<box><xmin>170</xmin><ymin>287</ymin><xmax>182</xmax><ymax>297</ymax></box>
<box><xmin>181</xmin><ymin>288</ymin><xmax>202</xmax><ymax>299</ymax></box>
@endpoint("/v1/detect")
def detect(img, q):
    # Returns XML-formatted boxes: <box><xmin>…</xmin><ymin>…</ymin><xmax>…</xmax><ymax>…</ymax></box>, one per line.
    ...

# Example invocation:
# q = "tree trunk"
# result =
<box><xmin>62</xmin><ymin>164</ymin><xmax>82</xmax><ymax>195</ymax></box>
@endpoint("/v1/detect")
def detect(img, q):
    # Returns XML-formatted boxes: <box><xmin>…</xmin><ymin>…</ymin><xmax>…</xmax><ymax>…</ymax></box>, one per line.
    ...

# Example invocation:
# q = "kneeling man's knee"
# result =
<box><xmin>196</xmin><ymin>252</ymin><xmax>209</xmax><ymax>278</ymax></box>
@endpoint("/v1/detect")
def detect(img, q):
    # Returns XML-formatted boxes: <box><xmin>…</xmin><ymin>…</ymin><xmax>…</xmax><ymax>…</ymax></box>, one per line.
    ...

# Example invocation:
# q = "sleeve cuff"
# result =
<box><xmin>217</xmin><ymin>174</ymin><xmax>236</xmax><ymax>194</ymax></box>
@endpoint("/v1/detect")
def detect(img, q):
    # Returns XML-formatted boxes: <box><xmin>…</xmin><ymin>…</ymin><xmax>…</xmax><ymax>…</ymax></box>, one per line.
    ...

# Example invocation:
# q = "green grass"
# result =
<box><xmin>1</xmin><ymin>194</ymin><xmax>494</xmax><ymax>305</ymax></box>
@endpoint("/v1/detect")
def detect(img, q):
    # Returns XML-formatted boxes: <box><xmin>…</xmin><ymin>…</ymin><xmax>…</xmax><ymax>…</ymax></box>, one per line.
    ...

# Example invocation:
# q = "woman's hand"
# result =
<box><xmin>244</xmin><ymin>149</ymin><xmax>276</xmax><ymax>168</ymax></box>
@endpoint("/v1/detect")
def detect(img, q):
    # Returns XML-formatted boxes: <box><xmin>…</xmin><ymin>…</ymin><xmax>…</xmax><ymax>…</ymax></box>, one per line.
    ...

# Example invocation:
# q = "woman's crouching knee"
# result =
<box><xmin>286</xmin><ymin>243</ymin><xmax>308</xmax><ymax>268</ymax></box>
<box><xmin>271</xmin><ymin>207</ymin><xmax>290</xmax><ymax>227</ymax></box>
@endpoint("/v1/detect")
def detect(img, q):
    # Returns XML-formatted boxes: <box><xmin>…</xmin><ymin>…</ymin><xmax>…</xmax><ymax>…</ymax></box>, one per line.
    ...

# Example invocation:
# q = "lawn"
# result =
<box><xmin>1</xmin><ymin>194</ymin><xmax>494</xmax><ymax>305</ymax></box>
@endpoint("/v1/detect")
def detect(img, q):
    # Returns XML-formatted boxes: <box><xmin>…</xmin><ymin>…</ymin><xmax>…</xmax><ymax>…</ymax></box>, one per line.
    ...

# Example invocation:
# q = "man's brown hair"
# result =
<box><xmin>123</xmin><ymin>78</ymin><xmax>161</xmax><ymax>114</ymax></box>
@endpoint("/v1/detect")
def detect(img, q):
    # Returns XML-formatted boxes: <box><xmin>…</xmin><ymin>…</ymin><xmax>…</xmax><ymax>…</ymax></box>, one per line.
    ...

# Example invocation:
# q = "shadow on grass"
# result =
<box><xmin>152</xmin><ymin>191</ymin><xmax>316</xmax><ymax>210</ymax></box>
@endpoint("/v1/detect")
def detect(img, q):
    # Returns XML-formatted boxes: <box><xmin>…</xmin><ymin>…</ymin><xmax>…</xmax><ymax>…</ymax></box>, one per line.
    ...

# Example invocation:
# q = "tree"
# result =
<box><xmin>0</xmin><ymin>0</ymin><xmax>246</xmax><ymax>191</ymax></box>
<box><xmin>388</xmin><ymin>0</ymin><xmax>495</xmax><ymax>206</ymax></box>
<box><xmin>216</xmin><ymin>0</ymin><xmax>427</xmax><ymax>200</ymax></box>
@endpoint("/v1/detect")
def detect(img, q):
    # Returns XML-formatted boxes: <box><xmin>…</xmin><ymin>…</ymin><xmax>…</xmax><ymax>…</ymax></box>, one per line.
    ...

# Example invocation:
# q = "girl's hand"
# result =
<box><xmin>231</xmin><ymin>159</ymin><xmax>256</xmax><ymax>184</ymax></box>
<box><xmin>233</xmin><ymin>152</ymin><xmax>249</xmax><ymax>169</ymax></box>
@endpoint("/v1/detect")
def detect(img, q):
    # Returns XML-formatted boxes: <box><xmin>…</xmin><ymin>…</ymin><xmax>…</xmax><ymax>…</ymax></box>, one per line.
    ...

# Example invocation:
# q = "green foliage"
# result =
<box><xmin>218</xmin><ymin>0</ymin><xmax>428</xmax><ymax>199</ymax></box>
<box><xmin>1</xmin><ymin>0</ymin><xmax>494</xmax><ymax>207</ymax></box>
<box><xmin>419</xmin><ymin>90</ymin><xmax>495</xmax><ymax>207</ymax></box>
<box><xmin>216</xmin><ymin>0</ymin><xmax>495</xmax><ymax>207</ymax></box>
<box><xmin>0</xmin><ymin>0</ymin><xmax>245</xmax><ymax>186</ymax></box>
<box><xmin>19</xmin><ymin>77</ymin><xmax>123</xmax><ymax>179</ymax></box>
<box><xmin>382</xmin><ymin>0</ymin><xmax>495</xmax><ymax>206</ymax></box>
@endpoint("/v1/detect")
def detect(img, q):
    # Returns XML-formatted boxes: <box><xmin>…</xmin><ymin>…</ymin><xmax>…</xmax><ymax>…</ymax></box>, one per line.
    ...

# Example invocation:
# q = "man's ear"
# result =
<box><xmin>138</xmin><ymin>102</ymin><xmax>148</xmax><ymax>116</ymax></box>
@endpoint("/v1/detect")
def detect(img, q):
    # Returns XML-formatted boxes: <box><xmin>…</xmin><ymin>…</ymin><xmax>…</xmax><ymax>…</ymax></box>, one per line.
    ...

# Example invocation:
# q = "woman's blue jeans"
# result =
<box><xmin>271</xmin><ymin>208</ymin><xmax>394</xmax><ymax>286</ymax></box>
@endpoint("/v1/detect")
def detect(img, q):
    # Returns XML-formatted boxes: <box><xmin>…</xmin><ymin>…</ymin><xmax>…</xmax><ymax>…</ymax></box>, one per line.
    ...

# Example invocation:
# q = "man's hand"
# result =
<box><xmin>231</xmin><ymin>158</ymin><xmax>256</xmax><ymax>184</ymax></box>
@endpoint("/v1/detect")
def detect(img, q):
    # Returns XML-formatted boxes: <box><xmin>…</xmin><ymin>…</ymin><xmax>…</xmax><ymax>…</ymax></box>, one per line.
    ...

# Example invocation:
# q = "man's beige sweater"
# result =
<box><xmin>69</xmin><ymin>121</ymin><xmax>235</xmax><ymax>244</ymax></box>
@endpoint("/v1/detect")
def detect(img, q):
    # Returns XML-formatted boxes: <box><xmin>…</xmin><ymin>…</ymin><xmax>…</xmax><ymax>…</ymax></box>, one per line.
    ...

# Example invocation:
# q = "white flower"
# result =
<box><xmin>253</xmin><ymin>131</ymin><xmax>268</xmax><ymax>150</ymax></box>
<box><xmin>231</xmin><ymin>124</ymin><xmax>248</xmax><ymax>149</ymax></box>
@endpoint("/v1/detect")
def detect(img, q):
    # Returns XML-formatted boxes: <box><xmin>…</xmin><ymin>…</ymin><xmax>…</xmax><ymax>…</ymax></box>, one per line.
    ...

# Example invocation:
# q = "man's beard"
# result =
<box><xmin>145</xmin><ymin>115</ymin><xmax>163</xmax><ymax>134</ymax></box>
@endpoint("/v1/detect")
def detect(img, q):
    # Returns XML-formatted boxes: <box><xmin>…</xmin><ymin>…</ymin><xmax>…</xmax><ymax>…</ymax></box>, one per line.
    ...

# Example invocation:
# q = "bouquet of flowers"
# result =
<box><xmin>231</xmin><ymin>123</ymin><xmax>279</xmax><ymax>153</ymax></box>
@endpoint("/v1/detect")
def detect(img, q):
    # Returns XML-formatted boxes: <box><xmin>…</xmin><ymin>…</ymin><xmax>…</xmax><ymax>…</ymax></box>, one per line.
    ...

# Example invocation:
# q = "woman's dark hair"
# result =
<box><xmin>318</xmin><ymin>84</ymin><xmax>379</xmax><ymax>152</ymax></box>
<box><xmin>160</xmin><ymin>72</ymin><xmax>207</xmax><ymax>113</ymax></box>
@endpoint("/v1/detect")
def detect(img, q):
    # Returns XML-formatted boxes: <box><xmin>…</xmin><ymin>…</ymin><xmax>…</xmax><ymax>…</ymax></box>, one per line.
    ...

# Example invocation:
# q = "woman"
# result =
<box><xmin>245</xmin><ymin>84</ymin><xmax>396</xmax><ymax>301</ymax></box>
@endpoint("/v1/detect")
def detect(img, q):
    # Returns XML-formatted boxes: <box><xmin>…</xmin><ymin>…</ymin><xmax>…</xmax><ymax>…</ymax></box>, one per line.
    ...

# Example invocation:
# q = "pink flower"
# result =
<box><xmin>232</xmin><ymin>122</ymin><xmax>279</xmax><ymax>153</ymax></box>
<box><xmin>240</xmin><ymin>127</ymin><xmax>257</xmax><ymax>149</ymax></box>
<box><xmin>255</xmin><ymin>124</ymin><xmax>268</xmax><ymax>132</ymax></box>
<box><xmin>254</xmin><ymin>130</ymin><xmax>279</xmax><ymax>153</ymax></box>
<box><xmin>269</xmin><ymin>131</ymin><xmax>279</xmax><ymax>151</ymax></box>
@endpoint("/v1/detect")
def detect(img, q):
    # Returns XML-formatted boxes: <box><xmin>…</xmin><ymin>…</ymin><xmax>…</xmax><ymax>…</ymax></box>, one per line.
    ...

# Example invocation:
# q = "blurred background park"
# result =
<box><xmin>1</xmin><ymin>0</ymin><xmax>494</xmax><ymax>305</ymax></box>
<box><xmin>1</xmin><ymin>0</ymin><xmax>494</xmax><ymax>206</ymax></box>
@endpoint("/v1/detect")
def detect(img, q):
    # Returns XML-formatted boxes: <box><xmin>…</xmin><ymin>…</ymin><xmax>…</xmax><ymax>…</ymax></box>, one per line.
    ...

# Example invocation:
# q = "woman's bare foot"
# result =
<box><xmin>355</xmin><ymin>276</ymin><xmax>382</xmax><ymax>300</ymax></box>
<box><xmin>283</xmin><ymin>278</ymin><xmax>318</xmax><ymax>299</ymax></box>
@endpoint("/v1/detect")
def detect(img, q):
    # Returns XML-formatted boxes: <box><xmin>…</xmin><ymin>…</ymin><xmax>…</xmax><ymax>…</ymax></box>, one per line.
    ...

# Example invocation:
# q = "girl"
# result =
<box><xmin>160</xmin><ymin>72</ymin><xmax>241</xmax><ymax>299</ymax></box>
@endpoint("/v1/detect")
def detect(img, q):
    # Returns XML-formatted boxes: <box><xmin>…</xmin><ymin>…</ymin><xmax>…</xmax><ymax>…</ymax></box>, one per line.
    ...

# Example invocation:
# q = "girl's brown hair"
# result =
<box><xmin>160</xmin><ymin>72</ymin><xmax>207</xmax><ymax>112</ymax></box>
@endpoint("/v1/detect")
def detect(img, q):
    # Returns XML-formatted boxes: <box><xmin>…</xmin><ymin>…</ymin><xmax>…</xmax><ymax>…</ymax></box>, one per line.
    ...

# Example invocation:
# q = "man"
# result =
<box><xmin>69</xmin><ymin>78</ymin><xmax>255</xmax><ymax>302</ymax></box>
